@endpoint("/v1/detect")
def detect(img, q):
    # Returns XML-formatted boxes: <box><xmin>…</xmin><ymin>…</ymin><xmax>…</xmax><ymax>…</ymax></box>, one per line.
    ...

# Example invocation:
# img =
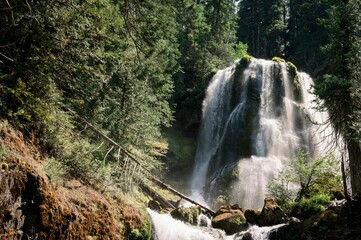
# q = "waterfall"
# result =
<box><xmin>147</xmin><ymin>209</ymin><xmax>227</xmax><ymax>240</ymax></box>
<box><xmin>147</xmin><ymin>209</ymin><xmax>285</xmax><ymax>240</ymax></box>
<box><xmin>191</xmin><ymin>63</ymin><xmax>238</xmax><ymax>203</ymax></box>
<box><xmin>191</xmin><ymin>58</ymin><xmax>337</xmax><ymax>209</ymax></box>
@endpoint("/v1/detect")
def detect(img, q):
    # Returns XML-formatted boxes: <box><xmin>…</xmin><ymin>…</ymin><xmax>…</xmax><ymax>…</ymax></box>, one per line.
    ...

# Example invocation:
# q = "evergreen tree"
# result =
<box><xmin>314</xmin><ymin>0</ymin><xmax>361</xmax><ymax>198</ymax></box>
<box><xmin>237</xmin><ymin>0</ymin><xmax>287</xmax><ymax>58</ymax></box>
<box><xmin>287</xmin><ymin>0</ymin><xmax>330</xmax><ymax>73</ymax></box>
<box><xmin>0</xmin><ymin>0</ymin><xmax>179</xmax><ymax>171</ymax></box>
<box><xmin>173</xmin><ymin>0</ymin><xmax>237</xmax><ymax>122</ymax></box>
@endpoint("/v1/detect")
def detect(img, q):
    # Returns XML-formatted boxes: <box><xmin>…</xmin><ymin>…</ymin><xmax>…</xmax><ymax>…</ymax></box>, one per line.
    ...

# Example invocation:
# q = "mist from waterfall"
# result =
<box><xmin>191</xmin><ymin>58</ymin><xmax>338</xmax><ymax>209</ymax></box>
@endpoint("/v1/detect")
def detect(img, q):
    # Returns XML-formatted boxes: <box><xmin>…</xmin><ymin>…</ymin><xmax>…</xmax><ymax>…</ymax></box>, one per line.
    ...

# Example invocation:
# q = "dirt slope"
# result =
<box><xmin>0</xmin><ymin>121</ymin><xmax>147</xmax><ymax>239</ymax></box>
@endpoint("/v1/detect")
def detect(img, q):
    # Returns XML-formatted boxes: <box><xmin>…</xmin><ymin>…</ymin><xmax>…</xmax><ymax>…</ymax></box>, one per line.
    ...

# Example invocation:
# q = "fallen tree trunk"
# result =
<box><xmin>66</xmin><ymin>107</ymin><xmax>215</xmax><ymax>215</ymax></box>
<box><xmin>138</xmin><ymin>180</ymin><xmax>175</xmax><ymax>210</ymax></box>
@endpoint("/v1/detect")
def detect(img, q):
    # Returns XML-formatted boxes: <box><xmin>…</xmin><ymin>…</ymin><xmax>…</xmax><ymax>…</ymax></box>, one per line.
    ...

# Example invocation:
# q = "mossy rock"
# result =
<box><xmin>258</xmin><ymin>197</ymin><xmax>287</xmax><ymax>226</ymax></box>
<box><xmin>170</xmin><ymin>206</ymin><xmax>201</xmax><ymax>225</ymax></box>
<box><xmin>272</xmin><ymin>56</ymin><xmax>286</xmax><ymax>63</ymax></box>
<box><xmin>212</xmin><ymin>204</ymin><xmax>248</xmax><ymax>235</ymax></box>
<box><xmin>239</xmin><ymin>55</ymin><xmax>253</xmax><ymax>67</ymax></box>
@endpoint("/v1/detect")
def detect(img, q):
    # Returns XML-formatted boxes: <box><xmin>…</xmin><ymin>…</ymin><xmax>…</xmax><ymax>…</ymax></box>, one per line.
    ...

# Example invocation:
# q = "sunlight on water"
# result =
<box><xmin>191</xmin><ymin>58</ymin><xmax>340</xmax><ymax>209</ymax></box>
<box><xmin>148</xmin><ymin>209</ymin><xmax>286</xmax><ymax>240</ymax></box>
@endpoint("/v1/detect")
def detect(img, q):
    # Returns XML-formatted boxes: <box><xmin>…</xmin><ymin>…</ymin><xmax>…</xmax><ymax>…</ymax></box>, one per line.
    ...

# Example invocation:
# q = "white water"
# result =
<box><xmin>191</xmin><ymin>58</ymin><xmax>338</xmax><ymax>209</ymax></box>
<box><xmin>147</xmin><ymin>209</ymin><xmax>227</xmax><ymax>240</ymax></box>
<box><xmin>147</xmin><ymin>209</ymin><xmax>286</xmax><ymax>240</ymax></box>
<box><xmin>232</xmin><ymin>224</ymin><xmax>286</xmax><ymax>240</ymax></box>
<box><xmin>191</xmin><ymin>64</ymin><xmax>238</xmax><ymax>203</ymax></box>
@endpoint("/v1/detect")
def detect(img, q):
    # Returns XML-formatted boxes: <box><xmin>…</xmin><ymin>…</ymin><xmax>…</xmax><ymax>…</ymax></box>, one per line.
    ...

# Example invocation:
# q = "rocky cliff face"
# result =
<box><xmin>0</xmin><ymin>122</ymin><xmax>148</xmax><ymax>239</ymax></box>
<box><xmin>0</xmin><ymin>158</ymin><xmax>125</xmax><ymax>239</ymax></box>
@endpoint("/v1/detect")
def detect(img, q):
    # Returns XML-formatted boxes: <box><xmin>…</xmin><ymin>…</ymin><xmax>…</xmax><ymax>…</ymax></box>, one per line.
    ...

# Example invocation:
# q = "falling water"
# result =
<box><xmin>147</xmin><ymin>209</ymin><xmax>286</xmax><ymax>240</ymax></box>
<box><xmin>191</xmin><ymin>58</ymin><xmax>337</xmax><ymax>209</ymax></box>
<box><xmin>190</xmin><ymin>63</ymin><xmax>238</xmax><ymax>203</ymax></box>
<box><xmin>147</xmin><ymin>209</ymin><xmax>227</xmax><ymax>240</ymax></box>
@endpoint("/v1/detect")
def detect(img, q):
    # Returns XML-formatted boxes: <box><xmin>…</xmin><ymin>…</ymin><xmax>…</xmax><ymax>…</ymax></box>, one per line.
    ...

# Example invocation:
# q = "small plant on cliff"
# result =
<box><xmin>39</xmin><ymin>157</ymin><xmax>68</xmax><ymax>188</ymax></box>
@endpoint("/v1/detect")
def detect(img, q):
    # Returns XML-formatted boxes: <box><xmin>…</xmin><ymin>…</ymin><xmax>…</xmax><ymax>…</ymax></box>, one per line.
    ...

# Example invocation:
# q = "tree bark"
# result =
<box><xmin>347</xmin><ymin>139</ymin><xmax>361</xmax><ymax>198</ymax></box>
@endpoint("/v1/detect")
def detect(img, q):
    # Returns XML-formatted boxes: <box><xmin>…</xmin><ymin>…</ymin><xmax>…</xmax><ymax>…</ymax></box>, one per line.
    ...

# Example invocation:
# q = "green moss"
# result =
<box><xmin>215</xmin><ymin>195</ymin><xmax>229</xmax><ymax>206</ymax></box>
<box><xmin>234</xmin><ymin>216</ymin><xmax>246</xmax><ymax>225</ymax></box>
<box><xmin>239</xmin><ymin>55</ymin><xmax>253</xmax><ymax>66</ymax></box>
<box><xmin>127</xmin><ymin>207</ymin><xmax>153</xmax><ymax>240</ymax></box>
<box><xmin>235</xmin><ymin>55</ymin><xmax>253</xmax><ymax>81</ymax></box>
<box><xmin>129</xmin><ymin>220</ymin><xmax>152</xmax><ymax>240</ymax></box>
<box><xmin>287</xmin><ymin>61</ymin><xmax>298</xmax><ymax>74</ymax></box>
<box><xmin>170</xmin><ymin>206</ymin><xmax>201</xmax><ymax>225</ymax></box>
<box><xmin>272</xmin><ymin>56</ymin><xmax>286</xmax><ymax>63</ymax></box>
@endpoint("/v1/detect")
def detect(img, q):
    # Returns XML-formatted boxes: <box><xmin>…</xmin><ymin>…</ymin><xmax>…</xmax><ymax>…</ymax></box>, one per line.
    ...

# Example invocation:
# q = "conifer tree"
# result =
<box><xmin>314</xmin><ymin>0</ymin><xmax>361</xmax><ymax>198</ymax></box>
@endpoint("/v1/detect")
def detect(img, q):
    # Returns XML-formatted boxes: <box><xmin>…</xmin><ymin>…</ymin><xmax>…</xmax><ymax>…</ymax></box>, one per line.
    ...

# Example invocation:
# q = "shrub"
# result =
<box><xmin>39</xmin><ymin>157</ymin><xmax>68</xmax><ymax>188</ymax></box>
<box><xmin>290</xmin><ymin>193</ymin><xmax>330</xmax><ymax>219</ymax></box>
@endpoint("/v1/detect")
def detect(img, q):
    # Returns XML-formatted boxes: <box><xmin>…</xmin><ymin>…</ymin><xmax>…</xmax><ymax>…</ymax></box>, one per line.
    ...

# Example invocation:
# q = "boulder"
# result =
<box><xmin>148</xmin><ymin>200</ymin><xmax>162</xmax><ymax>211</ymax></box>
<box><xmin>287</xmin><ymin>217</ymin><xmax>301</xmax><ymax>225</ymax></box>
<box><xmin>170</xmin><ymin>206</ymin><xmax>201</xmax><ymax>225</ymax></box>
<box><xmin>212</xmin><ymin>204</ymin><xmax>248</xmax><ymax>235</ymax></box>
<box><xmin>258</xmin><ymin>197</ymin><xmax>287</xmax><ymax>226</ymax></box>
<box><xmin>233</xmin><ymin>232</ymin><xmax>253</xmax><ymax>240</ymax></box>
<box><xmin>244</xmin><ymin>209</ymin><xmax>261</xmax><ymax>225</ymax></box>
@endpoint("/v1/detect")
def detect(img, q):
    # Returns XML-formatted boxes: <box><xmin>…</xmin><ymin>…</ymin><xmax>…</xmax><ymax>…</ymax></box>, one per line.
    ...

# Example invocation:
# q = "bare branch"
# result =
<box><xmin>5</xmin><ymin>0</ymin><xmax>15</xmax><ymax>26</ymax></box>
<box><xmin>0</xmin><ymin>52</ymin><xmax>14</xmax><ymax>62</ymax></box>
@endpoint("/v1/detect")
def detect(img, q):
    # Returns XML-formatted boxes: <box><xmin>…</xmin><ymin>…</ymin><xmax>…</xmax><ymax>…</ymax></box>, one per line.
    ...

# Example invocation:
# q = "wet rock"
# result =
<box><xmin>244</xmin><ymin>208</ymin><xmax>261</xmax><ymax>225</ymax></box>
<box><xmin>258</xmin><ymin>197</ymin><xmax>287</xmax><ymax>226</ymax></box>
<box><xmin>148</xmin><ymin>200</ymin><xmax>162</xmax><ymax>211</ymax></box>
<box><xmin>287</xmin><ymin>217</ymin><xmax>301</xmax><ymax>224</ymax></box>
<box><xmin>233</xmin><ymin>231</ymin><xmax>253</xmax><ymax>240</ymax></box>
<box><xmin>212</xmin><ymin>204</ymin><xmax>248</xmax><ymax>235</ymax></box>
<box><xmin>170</xmin><ymin>206</ymin><xmax>201</xmax><ymax>225</ymax></box>
<box><xmin>198</xmin><ymin>214</ymin><xmax>210</xmax><ymax>227</ymax></box>
<box><xmin>331</xmin><ymin>189</ymin><xmax>345</xmax><ymax>200</ymax></box>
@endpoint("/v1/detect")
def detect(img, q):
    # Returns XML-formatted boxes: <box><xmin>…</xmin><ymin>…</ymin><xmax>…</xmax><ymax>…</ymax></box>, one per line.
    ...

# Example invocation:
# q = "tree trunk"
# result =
<box><xmin>347</xmin><ymin>139</ymin><xmax>361</xmax><ymax>198</ymax></box>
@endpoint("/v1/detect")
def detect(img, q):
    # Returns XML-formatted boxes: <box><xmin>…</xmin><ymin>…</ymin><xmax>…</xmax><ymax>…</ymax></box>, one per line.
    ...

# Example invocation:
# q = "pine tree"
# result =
<box><xmin>287</xmin><ymin>0</ymin><xmax>330</xmax><ymax>73</ymax></box>
<box><xmin>314</xmin><ymin>0</ymin><xmax>361</xmax><ymax>198</ymax></box>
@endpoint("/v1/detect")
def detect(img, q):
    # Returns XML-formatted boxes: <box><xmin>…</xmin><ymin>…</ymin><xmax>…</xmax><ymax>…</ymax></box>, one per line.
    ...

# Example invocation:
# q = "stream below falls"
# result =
<box><xmin>147</xmin><ymin>209</ymin><xmax>285</xmax><ymax>240</ymax></box>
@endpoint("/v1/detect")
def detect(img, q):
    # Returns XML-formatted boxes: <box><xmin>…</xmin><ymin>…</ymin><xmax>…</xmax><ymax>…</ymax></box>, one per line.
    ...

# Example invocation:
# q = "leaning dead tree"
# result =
<box><xmin>66</xmin><ymin>107</ymin><xmax>215</xmax><ymax>215</ymax></box>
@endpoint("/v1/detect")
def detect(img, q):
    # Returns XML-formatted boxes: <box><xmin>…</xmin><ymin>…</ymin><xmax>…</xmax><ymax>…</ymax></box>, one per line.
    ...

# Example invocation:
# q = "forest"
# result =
<box><xmin>0</xmin><ymin>0</ymin><xmax>360</xmax><ymax>239</ymax></box>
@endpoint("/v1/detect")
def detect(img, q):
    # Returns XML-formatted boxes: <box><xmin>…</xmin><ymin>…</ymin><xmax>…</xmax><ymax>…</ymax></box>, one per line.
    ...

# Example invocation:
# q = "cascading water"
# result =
<box><xmin>191</xmin><ymin>58</ymin><xmax>337</xmax><ymax>209</ymax></box>
<box><xmin>148</xmin><ymin>208</ymin><xmax>286</xmax><ymax>240</ymax></box>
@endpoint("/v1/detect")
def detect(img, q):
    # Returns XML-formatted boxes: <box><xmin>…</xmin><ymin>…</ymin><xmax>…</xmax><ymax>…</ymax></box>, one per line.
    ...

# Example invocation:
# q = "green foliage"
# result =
<box><xmin>129</xmin><ymin>221</ymin><xmax>152</xmax><ymax>240</ymax></box>
<box><xmin>234</xmin><ymin>42</ymin><xmax>249</xmax><ymax>59</ymax></box>
<box><xmin>291</xmin><ymin>193</ymin><xmax>330</xmax><ymax>219</ymax></box>
<box><xmin>287</xmin><ymin>0</ymin><xmax>330</xmax><ymax>72</ymax></box>
<box><xmin>314</xmin><ymin>0</ymin><xmax>361</xmax><ymax>196</ymax></box>
<box><xmin>173</xmin><ymin>0</ymin><xmax>238</xmax><ymax>121</ymax></box>
<box><xmin>215</xmin><ymin>195</ymin><xmax>229</xmax><ymax>207</ymax></box>
<box><xmin>0</xmin><ymin>0</ymin><xmax>181</xmax><ymax>193</ymax></box>
<box><xmin>237</xmin><ymin>0</ymin><xmax>287</xmax><ymax>58</ymax></box>
<box><xmin>129</xmin><ymin>216</ymin><xmax>152</xmax><ymax>240</ymax></box>
<box><xmin>268</xmin><ymin>150</ymin><xmax>342</xmax><ymax>214</ymax></box>
<box><xmin>268</xmin><ymin>165</ymin><xmax>295</xmax><ymax>213</ymax></box>
<box><xmin>163</xmin><ymin>125</ymin><xmax>197</xmax><ymax>170</ymax></box>
<box><xmin>39</xmin><ymin>157</ymin><xmax>68</xmax><ymax>188</ymax></box>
